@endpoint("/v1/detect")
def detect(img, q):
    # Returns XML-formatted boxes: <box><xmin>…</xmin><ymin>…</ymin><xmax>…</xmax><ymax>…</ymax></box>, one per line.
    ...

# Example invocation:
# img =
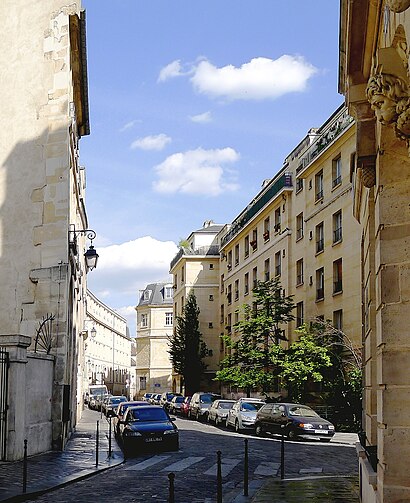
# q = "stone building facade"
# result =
<box><xmin>0</xmin><ymin>0</ymin><xmax>91</xmax><ymax>460</ymax></box>
<box><xmin>135</xmin><ymin>282</ymin><xmax>175</xmax><ymax>396</ymax></box>
<box><xmin>219</xmin><ymin>105</ymin><xmax>362</xmax><ymax>396</ymax></box>
<box><xmin>339</xmin><ymin>1</ymin><xmax>410</xmax><ymax>501</ymax></box>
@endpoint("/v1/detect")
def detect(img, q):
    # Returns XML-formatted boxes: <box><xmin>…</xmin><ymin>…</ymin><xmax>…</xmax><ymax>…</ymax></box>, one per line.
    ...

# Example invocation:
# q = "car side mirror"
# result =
<box><xmin>170</xmin><ymin>417</ymin><xmax>177</xmax><ymax>422</ymax></box>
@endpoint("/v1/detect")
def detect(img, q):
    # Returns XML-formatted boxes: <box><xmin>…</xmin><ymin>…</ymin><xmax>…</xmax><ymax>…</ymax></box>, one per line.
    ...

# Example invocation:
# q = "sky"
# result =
<box><xmin>81</xmin><ymin>0</ymin><xmax>344</xmax><ymax>336</ymax></box>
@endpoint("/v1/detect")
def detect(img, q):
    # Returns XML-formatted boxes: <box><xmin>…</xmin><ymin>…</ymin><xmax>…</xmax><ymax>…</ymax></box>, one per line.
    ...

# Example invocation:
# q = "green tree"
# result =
<box><xmin>168</xmin><ymin>291</ymin><xmax>208</xmax><ymax>395</ymax></box>
<box><xmin>279</xmin><ymin>324</ymin><xmax>332</xmax><ymax>402</ymax></box>
<box><xmin>215</xmin><ymin>279</ymin><xmax>295</xmax><ymax>396</ymax></box>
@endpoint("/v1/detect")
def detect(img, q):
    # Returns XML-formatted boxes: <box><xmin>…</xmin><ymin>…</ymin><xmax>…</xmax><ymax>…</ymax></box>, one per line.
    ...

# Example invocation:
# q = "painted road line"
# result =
<box><xmin>204</xmin><ymin>458</ymin><xmax>241</xmax><ymax>477</ymax></box>
<box><xmin>124</xmin><ymin>455</ymin><xmax>171</xmax><ymax>471</ymax></box>
<box><xmin>161</xmin><ymin>456</ymin><xmax>205</xmax><ymax>472</ymax></box>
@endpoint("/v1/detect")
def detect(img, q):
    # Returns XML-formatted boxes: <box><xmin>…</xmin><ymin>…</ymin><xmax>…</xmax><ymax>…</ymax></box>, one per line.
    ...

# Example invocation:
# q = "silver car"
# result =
<box><xmin>207</xmin><ymin>399</ymin><xmax>236</xmax><ymax>426</ymax></box>
<box><xmin>226</xmin><ymin>398</ymin><xmax>265</xmax><ymax>432</ymax></box>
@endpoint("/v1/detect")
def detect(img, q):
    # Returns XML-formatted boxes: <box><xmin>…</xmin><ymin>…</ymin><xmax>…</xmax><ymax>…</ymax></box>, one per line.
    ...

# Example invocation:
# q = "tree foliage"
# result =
<box><xmin>215</xmin><ymin>279</ymin><xmax>295</xmax><ymax>396</ymax></box>
<box><xmin>168</xmin><ymin>291</ymin><xmax>208</xmax><ymax>395</ymax></box>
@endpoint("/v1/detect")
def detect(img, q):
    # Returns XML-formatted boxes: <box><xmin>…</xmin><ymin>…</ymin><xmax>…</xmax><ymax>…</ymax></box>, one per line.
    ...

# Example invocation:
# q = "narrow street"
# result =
<box><xmin>25</xmin><ymin>413</ymin><xmax>358</xmax><ymax>503</ymax></box>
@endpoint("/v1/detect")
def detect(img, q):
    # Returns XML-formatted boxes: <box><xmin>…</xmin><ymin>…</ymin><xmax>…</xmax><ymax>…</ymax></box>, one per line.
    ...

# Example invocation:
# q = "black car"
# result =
<box><xmin>255</xmin><ymin>403</ymin><xmax>335</xmax><ymax>441</ymax></box>
<box><xmin>118</xmin><ymin>405</ymin><xmax>179</xmax><ymax>456</ymax></box>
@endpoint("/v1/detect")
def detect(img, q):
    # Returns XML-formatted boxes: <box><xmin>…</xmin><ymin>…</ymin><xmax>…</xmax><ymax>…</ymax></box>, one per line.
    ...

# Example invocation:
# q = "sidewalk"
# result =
<box><xmin>0</xmin><ymin>408</ymin><xmax>123</xmax><ymax>502</ymax></box>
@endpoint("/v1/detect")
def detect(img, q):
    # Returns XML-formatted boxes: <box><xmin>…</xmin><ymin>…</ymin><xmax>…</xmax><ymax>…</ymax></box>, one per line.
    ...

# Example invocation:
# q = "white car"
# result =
<box><xmin>226</xmin><ymin>398</ymin><xmax>265</xmax><ymax>432</ymax></box>
<box><xmin>207</xmin><ymin>399</ymin><xmax>236</xmax><ymax>425</ymax></box>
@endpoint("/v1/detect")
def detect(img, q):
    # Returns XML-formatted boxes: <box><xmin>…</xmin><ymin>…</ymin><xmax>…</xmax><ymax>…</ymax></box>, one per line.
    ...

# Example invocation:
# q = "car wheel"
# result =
<box><xmin>286</xmin><ymin>428</ymin><xmax>297</xmax><ymax>440</ymax></box>
<box><xmin>320</xmin><ymin>438</ymin><xmax>331</xmax><ymax>443</ymax></box>
<box><xmin>235</xmin><ymin>420</ymin><xmax>241</xmax><ymax>433</ymax></box>
<box><xmin>255</xmin><ymin>424</ymin><xmax>264</xmax><ymax>437</ymax></box>
<box><xmin>207</xmin><ymin>414</ymin><xmax>211</xmax><ymax>423</ymax></box>
<box><xmin>215</xmin><ymin>417</ymin><xmax>220</xmax><ymax>426</ymax></box>
<box><xmin>225</xmin><ymin>417</ymin><xmax>230</xmax><ymax>428</ymax></box>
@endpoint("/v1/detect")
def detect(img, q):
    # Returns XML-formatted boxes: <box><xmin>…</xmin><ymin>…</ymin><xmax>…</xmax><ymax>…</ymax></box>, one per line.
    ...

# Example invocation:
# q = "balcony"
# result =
<box><xmin>221</xmin><ymin>173</ymin><xmax>293</xmax><ymax>247</ymax></box>
<box><xmin>170</xmin><ymin>244</ymin><xmax>220</xmax><ymax>270</ymax></box>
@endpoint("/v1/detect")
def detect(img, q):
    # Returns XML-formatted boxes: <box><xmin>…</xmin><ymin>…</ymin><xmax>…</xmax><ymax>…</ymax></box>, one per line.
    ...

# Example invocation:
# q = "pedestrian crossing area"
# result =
<box><xmin>124</xmin><ymin>454</ymin><xmax>287</xmax><ymax>478</ymax></box>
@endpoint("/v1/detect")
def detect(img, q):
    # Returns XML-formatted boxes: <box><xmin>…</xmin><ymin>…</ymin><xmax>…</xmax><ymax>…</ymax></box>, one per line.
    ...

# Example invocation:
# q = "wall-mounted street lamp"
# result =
<box><xmin>90</xmin><ymin>326</ymin><xmax>97</xmax><ymax>339</ymax></box>
<box><xmin>69</xmin><ymin>225</ymin><xmax>99</xmax><ymax>271</ymax></box>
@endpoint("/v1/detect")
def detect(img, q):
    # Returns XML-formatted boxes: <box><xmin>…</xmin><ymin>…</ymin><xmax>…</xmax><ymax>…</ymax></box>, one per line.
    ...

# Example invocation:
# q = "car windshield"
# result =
<box><xmin>175</xmin><ymin>396</ymin><xmax>184</xmax><ymax>403</ymax></box>
<box><xmin>219</xmin><ymin>402</ymin><xmax>234</xmax><ymax>409</ymax></box>
<box><xmin>288</xmin><ymin>406</ymin><xmax>320</xmax><ymax>417</ymax></box>
<box><xmin>111</xmin><ymin>397</ymin><xmax>126</xmax><ymax>405</ymax></box>
<box><xmin>129</xmin><ymin>408</ymin><xmax>169</xmax><ymax>422</ymax></box>
<box><xmin>241</xmin><ymin>402</ymin><xmax>264</xmax><ymax>411</ymax></box>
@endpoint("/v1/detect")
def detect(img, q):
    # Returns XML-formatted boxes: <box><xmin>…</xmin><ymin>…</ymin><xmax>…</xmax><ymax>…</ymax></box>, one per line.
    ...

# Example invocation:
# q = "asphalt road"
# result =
<box><xmin>25</xmin><ymin>416</ymin><xmax>358</xmax><ymax>503</ymax></box>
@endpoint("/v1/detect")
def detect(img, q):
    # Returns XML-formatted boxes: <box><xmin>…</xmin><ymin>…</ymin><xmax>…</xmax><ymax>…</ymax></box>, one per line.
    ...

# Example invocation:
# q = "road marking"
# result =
<box><xmin>124</xmin><ymin>455</ymin><xmax>171</xmax><ymax>471</ymax></box>
<box><xmin>254</xmin><ymin>461</ymin><xmax>280</xmax><ymax>476</ymax></box>
<box><xmin>204</xmin><ymin>458</ymin><xmax>241</xmax><ymax>477</ymax></box>
<box><xmin>161</xmin><ymin>456</ymin><xmax>204</xmax><ymax>472</ymax></box>
<box><xmin>299</xmin><ymin>467</ymin><xmax>323</xmax><ymax>474</ymax></box>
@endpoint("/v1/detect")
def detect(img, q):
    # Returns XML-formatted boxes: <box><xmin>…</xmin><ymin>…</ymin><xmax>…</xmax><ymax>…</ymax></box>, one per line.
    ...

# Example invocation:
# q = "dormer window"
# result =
<box><xmin>143</xmin><ymin>290</ymin><xmax>151</xmax><ymax>301</ymax></box>
<box><xmin>164</xmin><ymin>286</ymin><xmax>173</xmax><ymax>299</ymax></box>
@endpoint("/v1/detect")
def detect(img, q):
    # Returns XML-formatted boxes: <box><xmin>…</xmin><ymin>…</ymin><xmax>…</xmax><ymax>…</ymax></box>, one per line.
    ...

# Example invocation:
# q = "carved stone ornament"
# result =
<box><xmin>386</xmin><ymin>0</ymin><xmax>410</xmax><ymax>13</ymax></box>
<box><xmin>366</xmin><ymin>45</ymin><xmax>410</xmax><ymax>152</ymax></box>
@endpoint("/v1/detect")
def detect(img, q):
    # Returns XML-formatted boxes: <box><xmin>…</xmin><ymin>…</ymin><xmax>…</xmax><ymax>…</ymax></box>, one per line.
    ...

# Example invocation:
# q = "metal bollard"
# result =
<box><xmin>96</xmin><ymin>420</ymin><xmax>99</xmax><ymax>467</ymax></box>
<box><xmin>243</xmin><ymin>438</ymin><xmax>249</xmax><ymax>496</ymax></box>
<box><xmin>280</xmin><ymin>430</ymin><xmax>285</xmax><ymax>479</ymax></box>
<box><xmin>216</xmin><ymin>450</ymin><xmax>222</xmax><ymax>503</ymax></box>
<box><xmin>168</xmin><ymin>472</ymin><xmax>175</xmax><ymax>503</ymax></box>
<box><xmin>22</xmin><ymin>439</ymin><xmax>28</xmax><ymax>494</ymax></box>
<box><xmin>108</xmin><ymin>415</ymin><xmax>112</xmax><ymax>458</ymax></box>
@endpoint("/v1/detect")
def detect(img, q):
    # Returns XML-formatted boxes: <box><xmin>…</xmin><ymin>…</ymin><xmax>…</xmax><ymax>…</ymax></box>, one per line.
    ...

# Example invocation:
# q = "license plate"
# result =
<box><xmin>145</xmin><ymin>437</ymin><xmax>162</xmax><ymax>443</ymax></box>
<box><xmin>315</xmin><ymin>429</ymin><xmax>329</xmax><ymax>434</ymax></box>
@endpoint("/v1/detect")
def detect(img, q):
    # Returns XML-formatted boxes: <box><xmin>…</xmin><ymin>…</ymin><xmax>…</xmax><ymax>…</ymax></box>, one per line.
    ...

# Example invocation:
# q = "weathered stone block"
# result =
<box><xmin>379</xmin><ymin>388</ymin><xmax>410</xmax><ymax>427</ymax></box>
<box><xmin>377</xmin><ymin>348</ymin><xmax>410</xmax><ymax>386</ymax></box>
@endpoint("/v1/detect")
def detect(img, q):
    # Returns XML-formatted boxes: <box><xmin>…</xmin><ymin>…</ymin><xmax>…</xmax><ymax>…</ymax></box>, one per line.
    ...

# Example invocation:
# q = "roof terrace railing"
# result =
<box><xmin>170</xmin><ymin>245</ymin><xmax>220</xmax><ymax>270</ymax></box>
<box><xmin>221</xmin><ymin>173</ymin><xmax>292</xmax><ymax>247</ymax></box>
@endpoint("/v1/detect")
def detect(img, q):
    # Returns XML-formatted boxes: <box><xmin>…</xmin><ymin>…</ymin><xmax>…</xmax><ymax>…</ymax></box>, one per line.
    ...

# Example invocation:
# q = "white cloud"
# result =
<box><xmin>119</xmin><ymin>120</ymin><xmax>140</xmax><ymax>132</ymax></box>
<box><xmin>152</xmin><ymin>147</ymin><xmax>240</xmax><ymax>196</ymax></box>
<box><xmin>158</xmin><ymin>60</ymin><xmax>184</xmax><ymax>82</ymax></box>
<box><xmin>87</xmin><ymin>237</ymin><xmax>178</xmax><ymax>336</ymax></box>
<box><xmin>189</xmin><ymin>111</ymin><xmax>212</xmax><ymax>123</ymax></box>
<box><xmin>131</xmin><ymin>133</ymin><xmax>172</xmax><ymax>151</ymax></box>
<box><xmin>189</xmin><ymin>56</ymin><xmax>317</xmax><ymax>101</ymax></box>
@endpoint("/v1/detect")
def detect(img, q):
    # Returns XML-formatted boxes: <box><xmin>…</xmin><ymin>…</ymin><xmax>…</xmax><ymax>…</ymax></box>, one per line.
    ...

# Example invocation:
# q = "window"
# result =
<box><xmin>234</xmin><ymin>244</ymin><xmax>239</xmax><ymax>266</ymax></box>
<box><xmin>296</xmin><ymin>259</ymin><xmax>304</xmax><ymax>286</ymax></box>
<box><xmin>332</xmin><ymin>156</ymin><xmax>342</xmax><ymax>187</ymax></box>
<box><xmin>227</xmin><ymin>284</ymin><xmax>232</xmax><ymax>304</ymax></box>
<box><xmin>220</xmin><ymin>305</ymin><xmax>224</xmax><ymax>325</ymax></box>
<box><xmin>164</xmin><ymin>286</ymin><xmax>173</xmax><ymax>299</ymax></box>
<box><xmin>220</xmin><ymin>274</ymin><xmax>224</xmax><ymax>293</ymax></box>
<box><xmin>296</xmin><ymin>301</ymin><xmax>304</xmax><ymax>327</ymax></box>
<box><xmin>333</xmin><ymin>258</ymin><xmax>343</xmax><ymax>294</ymax></box>
<box><xmin>316</xmin><ymin>268</ymin><xmax>324</xmax><ymax>301</ymax></box>
<box><xmin>209</xmin><ymin>294</ymin><xmax>214</xmax><ymax>301</ymax></box>
<box><xmin>227</xmin><ymin>250</ymin><xmax>233</xmax><ymax>270</ymax></box>
<box><xmin>252</xmin><ymin>267</ymin><xmax>258</xmax><ymax>288</ymax></box>
<box><xmin>234</xmin><ymin>279</ymin><xmax>239</xmax><ymax>301</ymax></box>
<box><xmin>274</xmin><ymin>207</ymin><xmax>281</xmax><ymax>232</ymax></box>
<box><xmin>165</xmin><ymin>312</ymin><xmax>173</xmax><ymax>326</ymax></box>
<box><xmin>263</xmin><ymin>217</ymin><xmax>270</xmax><ymax>241</ymax></box>
<box><xmin>244</xmin><ymin>235</ymin><xmax>249</xmax><ymax>258</ymax></box>
<box><xmin>234</xmin><ymin>311</ymin><xmax>239</xmax><ymax>331</ymax></box>
<box><xmin>244</xmin><ymin>272</ymin><xmax>249</xmax><ymax>295</ymax></box>
<box><xmin>209</xmin><ymin>263</ymin><xmax>214</xmax><ymax>270</ymax></box>
<box><xmin>208</xmin><ymin>322</ymin><xmax>213</xmax><ymax>329</ymax></box>
<box><xmin>316</xmin><ymin>222</ymin><xmax>324</xmax><ymax>253</ymax></box>
<box><xmin>141</xmin><ymin>314</ymin><xmax>148</xmax><ymax>327</ymax></box>
<box><xmin>296</xmin><ymin>213</ymin><xmax>304</xmax><ymax>240</ymax></box>
<box><xmin>251</xmin><ymin>229</ymin><xmax>258</xmax><ymax>250</ymax></box>
<box><xmin>315</xmin><ymin>170</ymin><xmax>324</xmax><ymax>201</ymax></box>
<box><xmin>143</xmin><ymin>290</ymin><xmax>151</xmax><ymax>301</ymax></box>
<box><xmin>333</xmin><ymin>309</ymin><xmax>343</xmax><ymax>330</ymax></box>
<box><xmin>275</xmin><ymin>251</ymin><xmax>281</xmax><ymax>277</ymax></box>
<box><xmin>181</xmin><ymin>266</ymin><xmax>185</xmax><ymax>283</ymax></box>
<box><xmin>264</xmin><ymin>258</ymin><xmax>270</xmax><ymax>281</ymax></box>
<box><xmin>296</xmin><ymin>177</ymin><xmax>303</xmax><ymax>193</ymax></box>
<box><xmin>139</xmin><ymin>376</ymin><xmax>147</xmax><ymax>390</ymax></box>
<box><xmin>333</xmin><ymin>210</ymin><xmax>342</xmax><ymax>243</ymax></box>
<box><xmin>226</xmin><ymin>313</ymin><xmax>232</xmax><ymax>334</ymax></box>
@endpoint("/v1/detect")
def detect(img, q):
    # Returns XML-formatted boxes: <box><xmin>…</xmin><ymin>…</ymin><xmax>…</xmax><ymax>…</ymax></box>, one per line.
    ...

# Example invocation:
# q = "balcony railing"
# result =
<box><xmin>333</xmin><ymin>280</ymin><xmax>343</xmax><ymax>293</ymax></box>
<box><xmin>316</xmin><ymin>239</ymin><xmax>324</xmax><ymax>253</ymax></box>
<box><xmin>333</xmin><ymin>228</ymin><xmax>342</xmax><ymax>243</ymax></box>
<box><xmin>170</xmin><ymin>244</ymin><xmax>220</xmax><ymax>270</ymax></box>
<box><xmin>221</xmin><ymin>173</ymin><xmax>293</xmax><ymax>247</ymax></box>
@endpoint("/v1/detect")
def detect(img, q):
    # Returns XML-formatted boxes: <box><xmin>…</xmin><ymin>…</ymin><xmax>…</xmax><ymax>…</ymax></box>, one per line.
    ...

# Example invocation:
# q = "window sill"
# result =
<box><xmin>315</xmin><ymin>197</ymin><xmax>324</xmax><ymax>205</ymax></box>
<box><xmin>332</xmin><ymin>239</ymin><xmax>342</xmax><ymax>246</ymax></box>
<box><xmin>333</xmin><ymin>290</ymin><xmax>343</xmax><ymax>296</ymax></box>
<box><xmin>331</xmin><ymin>181</ymin><xmax>342</xmax><ymax>191</ymax></box>
<box><xmin>315</xmin><ymin>297</ymin><xmax>324</xmax><ymax>303</ymax></box>
<box><xmin>296</xmin><ymin>281</ymin><xmax>304</xmax><ymax>288</ymax></box>
<box><xmin>315</xmin><ymin>249</ymin><xmax>324</xmax><ymax>256</ymax></box>
<box><xmin>296</xmin><ymin>235</ymin><xmax>304</xmax><ymax>243</ymax></box>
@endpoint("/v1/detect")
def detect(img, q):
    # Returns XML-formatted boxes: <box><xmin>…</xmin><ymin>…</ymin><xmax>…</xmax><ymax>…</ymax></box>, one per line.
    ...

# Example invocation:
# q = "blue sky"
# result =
<box><xmin>82</xmin><ymin>0</ymin><xmax>343</xmax><ymax>335</ymax></box>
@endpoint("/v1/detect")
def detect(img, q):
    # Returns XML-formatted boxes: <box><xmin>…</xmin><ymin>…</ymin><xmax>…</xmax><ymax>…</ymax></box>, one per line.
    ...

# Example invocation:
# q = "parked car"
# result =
<box><xmin>207</xmin><ymin>399</ymin><xmax>236</xmax><ymax>425</ymax></box>
<box><xmin>104</xmin><ymin>396</ymin><xmax>127</xmax><ymax>417</ymax></box>
<box><xmin>142</xmin><ymin>393</ymin><xmax>153</xmax><ymax>402</ymax></box>
<box><xmin>180</xmin><ymin>396</ymin><xmax>191</xmax><ymax>417</ymax></box>
<box><xmin>226</xmin><ymin>398</ymin><xmax>265</xmax><ymax>432</ymax></box>
<box><xmin>113</xmin><ymin>400</ymin><xmax>147</xmax><ymax>435</ymax></box>
<box><xmin>255</xmin><ymin>402</ymin><xmax>335</xmax><ymax>441</ymax></box>
<box><xmin>169</xmin><ymin>395</ymin><xmax>185</xmax><ymax>415</ymax></box>
<box><xmin>92</xmin><ymin>393</ymin><xmax>111</xmax><ymax>411</ymax></box>
<box><xmin>150</xmin><ymin>393</ymin><xmax>162</xmax><ymax>405</ymax></box>
<box><xmin>118</xmin><ymin>405</ymin><xmax>179</xmax><ymax>456</ymax></box>
<box><xmin>160</xmin><ymin>392</ymin><xmax>182</xmax><ymax>410</ymax></box>
<box><xmin>189</xmin><ymin>392</ymin><xmax>221</xmax><ymax>420</ymax></box>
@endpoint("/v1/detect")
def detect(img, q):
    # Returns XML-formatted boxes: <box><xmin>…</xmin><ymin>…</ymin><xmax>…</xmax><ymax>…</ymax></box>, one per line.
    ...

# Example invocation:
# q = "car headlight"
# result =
<box><xmin>164</xmin><ymin>429</ymin><xmax>178</xmax><ymax>435</ymax></box>
<box><xmin>125</xmin><ymin>431</ymin><xmax>142</xmax><ymax>437</ymax></box>
<box><xmin>299</xmin><ymin>423</ymin><xmax>313</xmax><ymax>429</ymax></box>
<box><xmin>328</xmin><ymin>425</ymin><xmax>335</xmax><ymax>430</ymax></box>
